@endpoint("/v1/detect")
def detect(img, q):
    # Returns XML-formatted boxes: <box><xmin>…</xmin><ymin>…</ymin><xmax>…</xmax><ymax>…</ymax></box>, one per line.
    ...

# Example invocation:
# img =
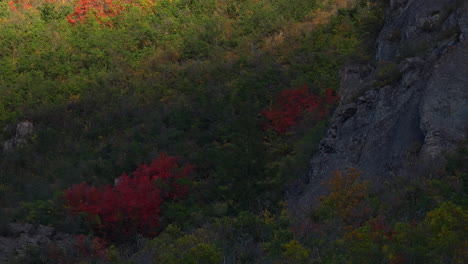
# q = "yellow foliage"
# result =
<box><xmin>261</xmin><ymin>209</ymin><xmax>275</xmax><ymax>224</ymax></box>
<box><xmin>281</xmin><ymin>240</ymin><xmax>310</xmax><ymax>264</ymax></box>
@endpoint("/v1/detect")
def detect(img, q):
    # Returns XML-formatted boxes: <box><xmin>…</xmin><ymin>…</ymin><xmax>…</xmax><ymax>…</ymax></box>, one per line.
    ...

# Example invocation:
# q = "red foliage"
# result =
<box><xmin>8</xmin><ymin>0</ymin><xmax>32</xmax><ymax>11</ymax></box>
<box><xmin>66</xmin><ymin>0</ymin><xmax>155</xmax><ymax>25</ymax></box>
<box><xmin>261</xmin><ymin>85</ymin><xmax>339</xmax><ymax>133</ymax></box>
<box><xmin>8</xmin><ymin>1</ymin><xmax>17</xmax><ymax>11</ymax></box>
<box><xmin>63</xmin><ymin>153</ymin><xmax>193</xmax><ymax>239</ymax></box>
<box><xmin>132</xmin><ymin>152</ymin><xmax>192</xmax><ymax>199</ymax></box>
<box><xmin>67</xmin><ymin>0</ymin><xmax>124</xmax><ymax>25</ymax></box>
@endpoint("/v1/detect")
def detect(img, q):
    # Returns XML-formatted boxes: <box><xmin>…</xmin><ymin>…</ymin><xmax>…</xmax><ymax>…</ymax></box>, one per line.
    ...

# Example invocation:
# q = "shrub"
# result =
<box><xmin>146</xmin><ymin>229</ymin><xmax>222</xmax><ymax>264</ymax></box>
<box><xmin>18</xmin><ymin>199</ymin><xmax>63</xmax><ymax>226</ymax></box>
<box><xmin>281</xmin><ymin>240</ymin><xmax>310</xmax><ymax>264</ymax></box>
<box><xmin>420</xmin><ymin>202</ymin><xmax>467</xmax><ymax>261</ymax></box>
<box><xmin>375</xmin><ymin>61</ymin><xmax>401</xmax><ymax>87</ymax></box>
<box><xmin>63</xmin><ymin>153</ymin><xmax>193</xmax><ymax>240</ymax></box>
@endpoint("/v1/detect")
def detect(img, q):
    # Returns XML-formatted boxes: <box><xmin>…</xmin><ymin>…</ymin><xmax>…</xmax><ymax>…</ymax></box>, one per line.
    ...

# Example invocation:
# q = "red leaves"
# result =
<box><xmin>8</xmin><ymin>1</ymin><xmax>18</xmax><ymax>11</ymax></box>
<box><xmin>66</xmin><ymin>0</ymin><xmax>155</xmax><ymax>25</ymax></box>
<box><xmin>132</xmin><ymin>152</ymin><xmax>192</xmax><ymax>199</ymax></box>
<box><xmin>261</xmin><ymin>85</ymin><xmax>339</xmax><ymax>133</ymax></box>
<box><xmin>67</xmin><ymin>0</ymin><xmax>123</xmax><ymax>25</ymax></box>
<box><xmin>63</xmin><ymin>153</ymin><xmax>193</xmax><ymax>239</ymax></box>
<box><xmin>8</xmin><ymin>0</ymin><xmax>32</xmax><ymax>11</ymax></box>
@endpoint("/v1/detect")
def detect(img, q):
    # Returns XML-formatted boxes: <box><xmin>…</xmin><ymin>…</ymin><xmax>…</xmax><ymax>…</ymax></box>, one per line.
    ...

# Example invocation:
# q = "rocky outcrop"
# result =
<box><xmin>2</xmin><ymin>121</ymin><xmax>34</xmax><ymax>153</ymax></box>
<box><xmin>0</xmin><ymin>223</ymin><xmax>75</xmax><ymax>263</ymax></box>
<box><xmin>290</xmin><ymin>0</ymin><xmax>468</xmax><ymax>218</ymax></box>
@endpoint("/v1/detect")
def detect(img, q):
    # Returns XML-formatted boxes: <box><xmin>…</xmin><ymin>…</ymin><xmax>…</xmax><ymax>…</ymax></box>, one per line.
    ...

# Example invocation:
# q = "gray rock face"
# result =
<box><xmin>0</xmin><ymin>223</ymin><xmax>75</xmax><ymax>263</ymax></box>
<box><xmin>289</xmin><ymin>0</ymin><xmax>468</xmax><ymax>219</ymax></box>
<box><xmin>2</xmin><ymin>121</ymin><xmax>34</xmax><ymax>153</ymax></box>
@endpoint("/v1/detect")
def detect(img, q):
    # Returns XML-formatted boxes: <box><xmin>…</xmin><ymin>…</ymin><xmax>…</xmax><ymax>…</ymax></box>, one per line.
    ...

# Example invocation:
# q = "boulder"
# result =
<box><xmin>2</xmin><ymin>121</ymin><xmax>34</xmax><ymax>153</ymax></box>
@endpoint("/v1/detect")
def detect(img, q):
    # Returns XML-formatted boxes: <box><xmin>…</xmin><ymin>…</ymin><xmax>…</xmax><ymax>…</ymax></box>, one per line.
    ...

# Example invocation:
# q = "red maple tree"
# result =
<box><xmin>261</xmin><ymin>85</ymin><xmax>339</xmax><ymax>133</ymax></box>
<box><xmin>63</xmin><ymin>153</ymin><xmax>193</xmax><ymax>239</ymax></box>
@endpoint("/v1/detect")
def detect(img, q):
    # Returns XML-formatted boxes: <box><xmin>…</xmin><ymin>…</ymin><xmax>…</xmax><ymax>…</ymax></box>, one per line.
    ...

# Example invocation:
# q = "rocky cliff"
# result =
<box><xmin>290</xmin><ymin>0</ymin><xmax>468</xmax><ymax>217</ymax></box>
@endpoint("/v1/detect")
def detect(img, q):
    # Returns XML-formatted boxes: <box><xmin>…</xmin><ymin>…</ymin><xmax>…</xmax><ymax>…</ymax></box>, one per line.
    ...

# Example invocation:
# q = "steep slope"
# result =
<box><xmin>291</xmin><ymin>0</ymin><xmax>468</xmax><ymax>216</ymax></box>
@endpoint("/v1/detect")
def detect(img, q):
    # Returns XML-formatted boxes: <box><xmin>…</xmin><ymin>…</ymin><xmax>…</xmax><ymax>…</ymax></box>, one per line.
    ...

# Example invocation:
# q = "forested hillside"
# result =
<box><xmin>0</xmin><ymin>0</ymin><xmax>466</xmax><ymax>263</ymax></box>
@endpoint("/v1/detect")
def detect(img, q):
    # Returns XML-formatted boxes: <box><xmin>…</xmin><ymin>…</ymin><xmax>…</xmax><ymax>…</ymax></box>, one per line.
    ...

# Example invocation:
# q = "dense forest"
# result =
<box><xmin>0</xmin><ymin>0</ymin><xmax>466</xmax><ymax>263</ymax></box>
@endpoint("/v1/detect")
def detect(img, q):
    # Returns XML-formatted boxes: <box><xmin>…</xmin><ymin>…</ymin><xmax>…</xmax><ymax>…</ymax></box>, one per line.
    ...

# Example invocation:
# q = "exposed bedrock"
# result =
<box><xmin>289</xmin><ymin>0</ymin><xmax>468</xmax><ymax>219</ymax></box>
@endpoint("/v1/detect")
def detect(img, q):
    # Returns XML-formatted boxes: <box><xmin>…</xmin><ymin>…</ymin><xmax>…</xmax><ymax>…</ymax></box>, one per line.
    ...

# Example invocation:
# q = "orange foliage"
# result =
<box><xmin>320</xmin><ymin>168</ymin><xmax>370</xmax><ymax>225</ymax></box>
<box><xmin>67</xmin><ymin>0</ymin><xmax>124</xmax><ymax>25</ymax></box>
<box><xmin>8</xmin><ymin>0</ymin><xmax>33</xmax><ymax>11</ymax></box>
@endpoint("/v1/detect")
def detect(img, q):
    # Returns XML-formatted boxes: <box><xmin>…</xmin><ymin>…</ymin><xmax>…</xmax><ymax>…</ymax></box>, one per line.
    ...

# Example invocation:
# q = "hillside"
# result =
<box><xmin>0</xmin><ymin>0</ymin><xmax>466</xmax><ymax>263</ymax></box>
